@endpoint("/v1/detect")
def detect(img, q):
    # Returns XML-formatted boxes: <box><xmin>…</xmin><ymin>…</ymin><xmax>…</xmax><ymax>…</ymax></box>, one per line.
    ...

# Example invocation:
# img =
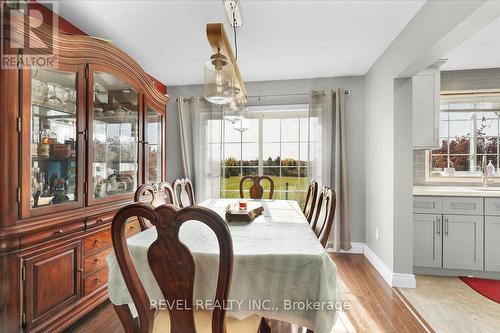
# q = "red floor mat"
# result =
<box><xmin>460</xmin><ymin>276</ymin><xmax>500</xmax><ymax>304</ymax></box>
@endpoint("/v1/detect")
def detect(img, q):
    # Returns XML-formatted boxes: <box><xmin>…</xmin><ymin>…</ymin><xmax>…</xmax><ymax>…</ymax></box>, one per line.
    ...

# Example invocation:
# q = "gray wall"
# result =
<box><xmin>364</xmin><ymin>0</ymin><xmax>495</xmax><ymax>274</ymax></box>
<box><xmin>166</xmin><ymin>76</ymin><xmax>366</xmax><ymax>243</ymax></box>
<box><xmin>413</xmin><ymin>68</ymin><xmax>500</xmax><ymax>185</ymax></box>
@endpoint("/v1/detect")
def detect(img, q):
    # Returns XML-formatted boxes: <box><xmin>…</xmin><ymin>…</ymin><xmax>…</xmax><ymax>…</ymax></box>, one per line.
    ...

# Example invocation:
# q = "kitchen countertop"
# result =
<box><xmin>413</xmin><ymin>185</ymin><xmax>500</xmax><ymax>197</ymax></box>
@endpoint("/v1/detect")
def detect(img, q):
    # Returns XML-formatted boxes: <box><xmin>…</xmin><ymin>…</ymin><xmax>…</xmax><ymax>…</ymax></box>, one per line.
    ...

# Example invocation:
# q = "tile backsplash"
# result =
<box><xmin>413</xmin><ymin>150</ymin><xmax>426</xmax><ymax>185</ymax></box>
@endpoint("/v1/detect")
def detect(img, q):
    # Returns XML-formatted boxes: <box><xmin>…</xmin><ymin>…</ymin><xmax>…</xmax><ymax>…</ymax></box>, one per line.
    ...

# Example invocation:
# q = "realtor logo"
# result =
<box><xmin>1</xmin><ymin>1</ymin><xmax>58</xmax><ymax>69</ymax></box>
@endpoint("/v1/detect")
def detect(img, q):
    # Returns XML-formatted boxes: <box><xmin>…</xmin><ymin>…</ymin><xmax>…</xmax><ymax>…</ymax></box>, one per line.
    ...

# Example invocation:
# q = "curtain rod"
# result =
<box><xmin>176</xmin><ymin>89</ymin><xmax>351</xmax><ymax>103</ymax></box>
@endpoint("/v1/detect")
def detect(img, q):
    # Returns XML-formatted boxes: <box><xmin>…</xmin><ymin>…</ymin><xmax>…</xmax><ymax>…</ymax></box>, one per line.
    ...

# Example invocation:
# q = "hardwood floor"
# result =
<box><xmin>64</xmin><ymin>253</ymin><xmax>431</xmax><ymax>333</ymax></box>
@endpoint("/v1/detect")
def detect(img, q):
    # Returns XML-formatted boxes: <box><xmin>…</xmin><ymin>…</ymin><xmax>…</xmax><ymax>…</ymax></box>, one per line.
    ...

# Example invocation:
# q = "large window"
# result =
<box><xmin>216</xmin><ymin>105</ymin><xmax>311</xmax><ymax>203</ymax></box>
<box><xmin>428</xmin><ymin>91</ymin><xmax>500</xmax><ymax>178</ymax></box>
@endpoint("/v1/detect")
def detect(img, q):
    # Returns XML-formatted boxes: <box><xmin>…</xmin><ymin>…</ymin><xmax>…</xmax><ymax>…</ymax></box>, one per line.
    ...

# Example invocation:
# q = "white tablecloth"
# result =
<box><xmin>107</xmin><ymin>199</ymin><xmax>337</xmax><ymax>332</ymax></box>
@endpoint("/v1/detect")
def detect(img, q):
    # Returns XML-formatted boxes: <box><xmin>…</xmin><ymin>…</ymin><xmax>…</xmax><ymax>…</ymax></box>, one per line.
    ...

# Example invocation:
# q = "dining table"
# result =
<box><xmin>107</xmin><ymin>199</ymin><xmax>338</xmax><ymax>333</ymax></box>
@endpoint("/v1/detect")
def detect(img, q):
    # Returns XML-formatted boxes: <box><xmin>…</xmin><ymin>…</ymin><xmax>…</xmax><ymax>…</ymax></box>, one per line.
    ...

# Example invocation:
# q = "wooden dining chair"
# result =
<box><xmin>111</xmin><ymin>203</ymin><xmax>262</xmax><ymax>333</ymax></box>
<box><xmin>311</xmin><ymin>187</ymin><xmax>337</xmax><ymax>248</ymax></box>
<box><xmin>239</xmin><ymin>175</ymin><xmax>274</xmax><ymax>199</ymax></box>
<box><xmin>134</xmin><ymin>182</ymin><xmax>176</xmax><ymax>230</ymax></box>
<box><xmin>172</xmin><ymin>177</ymin><xmax>196</xmax><ymax>208</ymax></box>
<box><xmin>302</xmin><ymin>181</ymin><xmax>319</xmax><ymax>224</ymax></box>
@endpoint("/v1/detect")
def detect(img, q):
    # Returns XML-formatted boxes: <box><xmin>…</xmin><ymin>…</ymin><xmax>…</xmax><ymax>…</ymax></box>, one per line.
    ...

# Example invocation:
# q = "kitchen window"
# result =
<box><xmin>428</xmin><ymin>91</ymin><xmax>500</xmax><ymax>179</ymax></box>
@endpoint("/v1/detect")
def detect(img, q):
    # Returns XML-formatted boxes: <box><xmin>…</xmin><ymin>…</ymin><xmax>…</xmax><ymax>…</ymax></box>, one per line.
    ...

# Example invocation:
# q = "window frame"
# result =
<box><xmin>219</xmin><ymin>104</ymin><xmax>311</xmax><ymax>200</ymax></box>
<box><xmin>426</xmin><ymin>90</ymin><xmax>500</xmax><ymax>182</ymax></box>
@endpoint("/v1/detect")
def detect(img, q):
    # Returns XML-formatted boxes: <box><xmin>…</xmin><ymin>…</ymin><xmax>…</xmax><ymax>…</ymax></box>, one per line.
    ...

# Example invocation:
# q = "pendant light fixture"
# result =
<box><xmin>204</xmin><ymin>48</ymin><xmax>235</xmax><ymax>105</ymax></box>
<box><xmin>205</xmin><ymin>2</ymin><xmax>247</xmax><ymax>106</ymax></box>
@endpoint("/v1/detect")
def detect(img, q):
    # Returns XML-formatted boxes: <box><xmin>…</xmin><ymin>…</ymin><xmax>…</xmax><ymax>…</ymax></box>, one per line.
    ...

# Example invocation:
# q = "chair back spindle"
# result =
<box><xmin>134</xmin><ymin>182</ymin><xmax>175</xmax><ymax>230</ymax></box>
<box><xmin>302</xmin><ymin>181</ymin><xmax>319</xmax><ymax>223</ymax></box>
<box><xmin>311</xmin><ymin>187</ymin><xmax>336</xmax><ymax>248</ymax></box>
<box><xmin>172</xmin><ymin>178</ymin><xmax>196</xmax><ymax>208</ymax></box>
<box><xmin>239</xmin><ymin>175</ymin><xmax>274</xmax><ymax>199</ymax></box>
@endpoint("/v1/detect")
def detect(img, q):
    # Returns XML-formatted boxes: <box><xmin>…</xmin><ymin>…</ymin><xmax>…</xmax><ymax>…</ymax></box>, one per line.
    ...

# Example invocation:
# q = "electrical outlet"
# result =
<box><xmin>375</xmin><ymin>228</ymin><xmax>380</xmax><ymax>240</ymax></box>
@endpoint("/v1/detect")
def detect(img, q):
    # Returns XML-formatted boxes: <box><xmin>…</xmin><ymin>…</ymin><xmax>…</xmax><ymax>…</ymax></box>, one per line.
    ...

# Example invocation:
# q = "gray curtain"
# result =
<box><xmin>178</xmin><ymin>97</ymin><xmax>222</xmax><ymax>202</ymax></box>
<box><xmin>309</xmin><ymin>89</ymin><xmax>351</xmax><ymax>251</ymax></box>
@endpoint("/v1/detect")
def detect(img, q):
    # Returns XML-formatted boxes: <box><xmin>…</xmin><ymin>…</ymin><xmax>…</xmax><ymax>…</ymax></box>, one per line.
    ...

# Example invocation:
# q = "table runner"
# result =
<box><xmin>107</xmin><ymin>199</ymin><xmax>337</xmax><ymax>332</ymax></box>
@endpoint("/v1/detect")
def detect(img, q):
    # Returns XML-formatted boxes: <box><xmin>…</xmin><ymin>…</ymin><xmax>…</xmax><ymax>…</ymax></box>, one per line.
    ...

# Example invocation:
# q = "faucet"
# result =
<box><xmin>481</xmin><ymin>155</ymin><xmax>489</xmax><ymax>188</ymax></box>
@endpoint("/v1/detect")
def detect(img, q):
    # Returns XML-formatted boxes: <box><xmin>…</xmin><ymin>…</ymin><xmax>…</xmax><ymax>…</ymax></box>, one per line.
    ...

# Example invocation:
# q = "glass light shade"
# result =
<box><xmin>204</xmin><ymin>52</ymin><xmax>235</xmax><ymax>105</ymax></box>
<box><xmin>233</xmin><ymin>107</ymin><xmax>250</xmax><ymax>132</ymax></box>
<box><xmin>233</xmin><ymin>117</ymin><xmax>250</xmax><ymax>132</ymax></box>
<box><xmin>223</xmin><ymin>104</ymin><xmax>243</xmax><ymax>123</ymax></box>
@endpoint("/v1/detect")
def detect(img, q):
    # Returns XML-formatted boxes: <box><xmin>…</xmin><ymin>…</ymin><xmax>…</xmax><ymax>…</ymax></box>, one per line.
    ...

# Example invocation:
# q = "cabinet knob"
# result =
<box><xmin>76</xmin><ymin>268</ymin><xmax>83</xmax><ymax>273</ymax></box>
<box><xmin>93</xmin><ymin>258</ymin><xmax>101</xmax><ymax>265</ymax></box>
<box><xmin>94</xmin><ymin>239</ymin><xmax>102</xmax><ymax>247</ymax></box>
<box><xmin>96</xmin><ymin>219</ymin><xmax>103</xmax><ymax>224</ymax></box>
<box><xmin>129</xmin><ymin>226</ymin><xmax>135</xmax><ymax>232</ymax></box>
<box><xmin>54</xmin><ymin>229</ymin><xmax>63</xmax><ymax>235</ymax></box>
<box><xmin>94</xmin><ymin>277</ymin><xmax>102</xmax><ymax>284</ymax></box>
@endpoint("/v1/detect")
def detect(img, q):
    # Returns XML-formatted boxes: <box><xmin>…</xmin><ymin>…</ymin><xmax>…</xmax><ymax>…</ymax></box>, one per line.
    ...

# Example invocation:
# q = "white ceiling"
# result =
<box><xmin>441</xmin><ymin>16</ymin><xmax>500</xmax><ymax>71</ymax></box>
<box><xmin>49</xmin><ymin>0</ymin><xmax>426</xmax><ymax>86</ymax></box>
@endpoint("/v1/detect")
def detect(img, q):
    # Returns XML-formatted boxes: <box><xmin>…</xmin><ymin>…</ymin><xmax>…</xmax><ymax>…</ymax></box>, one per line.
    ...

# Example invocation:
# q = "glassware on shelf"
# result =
<box><xmin>30</xmin><ymin>67</ymin><xmax>78</xmax><ymax>209</ymax></box>
<box><xmin>32</xmin><ymin>79</ymin><xmax>48</xmax><ymax>105</ymax></box>
<box><xmin>37</xmin><ymin>128</ymin><xmax>57</xmax><ymax>157</ymax></box>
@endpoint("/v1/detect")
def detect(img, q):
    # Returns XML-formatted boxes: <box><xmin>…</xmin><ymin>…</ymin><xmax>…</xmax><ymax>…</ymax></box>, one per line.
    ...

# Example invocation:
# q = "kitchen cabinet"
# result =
<box><xmin>485</xmin><ymin>217</ymin><xmax>500</xmax><ymax>272</ymax></box>
<box><xmin>442</xmin><ymin>214</ymin><xmax>483</xmax><ymax>270</ymax></box>
<box><xmin>413</xmin><ymin>196</ymin><xmax>488</xmax><ymax>273</ymax></box>
<box><xmin>22</xmin><ymin>242</ymin><xmax>82</xmax><ymax>331</ymax></box>
<box><xmin>413</xmin><ymin>214</ymin><xmax>442</xmax><ymax>268</ymax></box>
<box><xmin>412</xmin><ymin>68</ymin><xmax>440</xmax><ymax>149</ymax></box>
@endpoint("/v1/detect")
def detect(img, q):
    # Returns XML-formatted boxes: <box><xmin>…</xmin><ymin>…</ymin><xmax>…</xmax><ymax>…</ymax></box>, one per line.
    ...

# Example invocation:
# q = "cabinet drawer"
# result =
<box><xmin>413</xmin><ymin>196</ymin><xmax>442</xmax><ymax>214</ymax></box>
<box><xmin>83</xmin><ymin>267</ymin><xmax>108</xmax><ymax>296</ymax></box>
<box><xmin>20</xmin><ymin>221</ymin><xmax>85</xmax><ymax>247</ymax></box>
<box><xmin>484</xmin><ymin>198</ymin><xmax>500</xmax><ymax>216</ymax></box>
<box><xmin>125</xmin><ymin>219</ymin><xmax>141</xmax><ymax>238</ymax></box>
<box><xmin>84</xmin><ymin>247</ymin><xmax>112</xmax><ymax>275</ymax></box>
<box><xmin>86</xmin><ymin>212</ymin><xmax>115</xmax><ymax>229</ymax></box>
<box><xmin>84</xmin><ymin>229</ymin><xmax>112</xmax><ymax>255</ymax></box>
<box><xmin>443</xmin><ymin>197</ymin><xmax>483</xmax><ymax>215</ymax></box>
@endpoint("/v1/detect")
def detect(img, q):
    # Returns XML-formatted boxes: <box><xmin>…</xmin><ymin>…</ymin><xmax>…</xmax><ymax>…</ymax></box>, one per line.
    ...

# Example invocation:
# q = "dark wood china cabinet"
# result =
<box><xmin>0</xmin><ymin>5</ymin><xmax>168</xmax><ymax>333</ymax></box>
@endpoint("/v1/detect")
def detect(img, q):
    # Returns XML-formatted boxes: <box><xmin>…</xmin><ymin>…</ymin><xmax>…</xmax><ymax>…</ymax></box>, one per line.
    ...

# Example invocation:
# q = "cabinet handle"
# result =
<box><xmin>76</xmin><ymin>268</ymin><xmax>83</xmax><ymax>273</ymax></box>
<box><xmin>436</xmin><ymin>216</ymin><xmax>441</xmax><ymax>236</ymax></box>
<box><xmin>94</xmin><ymin>277</ymin><xmax>102</xmax><ymax>284</ymax></box>
<box><xmin>444</xmin><ymin>217</ymin><xmax>449</xmax><ymax>237</ymax></box>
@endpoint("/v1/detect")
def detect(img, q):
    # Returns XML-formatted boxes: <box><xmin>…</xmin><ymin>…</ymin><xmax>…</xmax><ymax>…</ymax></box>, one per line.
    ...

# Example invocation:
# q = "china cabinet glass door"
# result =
<box><xmin>21</xmin><ymin>64</ymin><xmax>85</xmax><ymax>217</ymax></box>
<box><xmin>90</xmin><ymin>69</ymin><xmax>140</xmax><ymax>203</ymax></box>
<box><xmin>145</xmin><ymin>107</ymin><xmax>163</xmax><ymax>183</ymax></box>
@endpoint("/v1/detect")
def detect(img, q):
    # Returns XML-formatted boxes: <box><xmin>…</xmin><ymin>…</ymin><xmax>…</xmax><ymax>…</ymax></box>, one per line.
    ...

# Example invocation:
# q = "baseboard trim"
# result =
<box><xmin>326</xmin><ymin>241</ymin><xmax>364</xmax><ymax>254</ymax></box>
<box><xmin>329</xmin><ymin>242</ymin><xmax>416</xmax><ymax>288</ymax></box>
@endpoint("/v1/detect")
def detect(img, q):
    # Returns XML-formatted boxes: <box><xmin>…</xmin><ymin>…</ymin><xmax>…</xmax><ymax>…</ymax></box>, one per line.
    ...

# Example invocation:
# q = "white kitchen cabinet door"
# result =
<box><xmin>443</xmin><ymin>215</ymin><xmax>483</xmax><ymax>270</ymax></box>
<box><xmin>412</xmin><ymin>68</ymin><xmax>440</xmax><ymax>149</ymax></box>
<box><xmin>413</xmin><ymin>214</ymin><xmax>442</xmax><ymax>268</ymax></box>
<box><xmin>485</xmin><ymin>217</ymin><xmax>500</xmax><ymax>272</ymax></box>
